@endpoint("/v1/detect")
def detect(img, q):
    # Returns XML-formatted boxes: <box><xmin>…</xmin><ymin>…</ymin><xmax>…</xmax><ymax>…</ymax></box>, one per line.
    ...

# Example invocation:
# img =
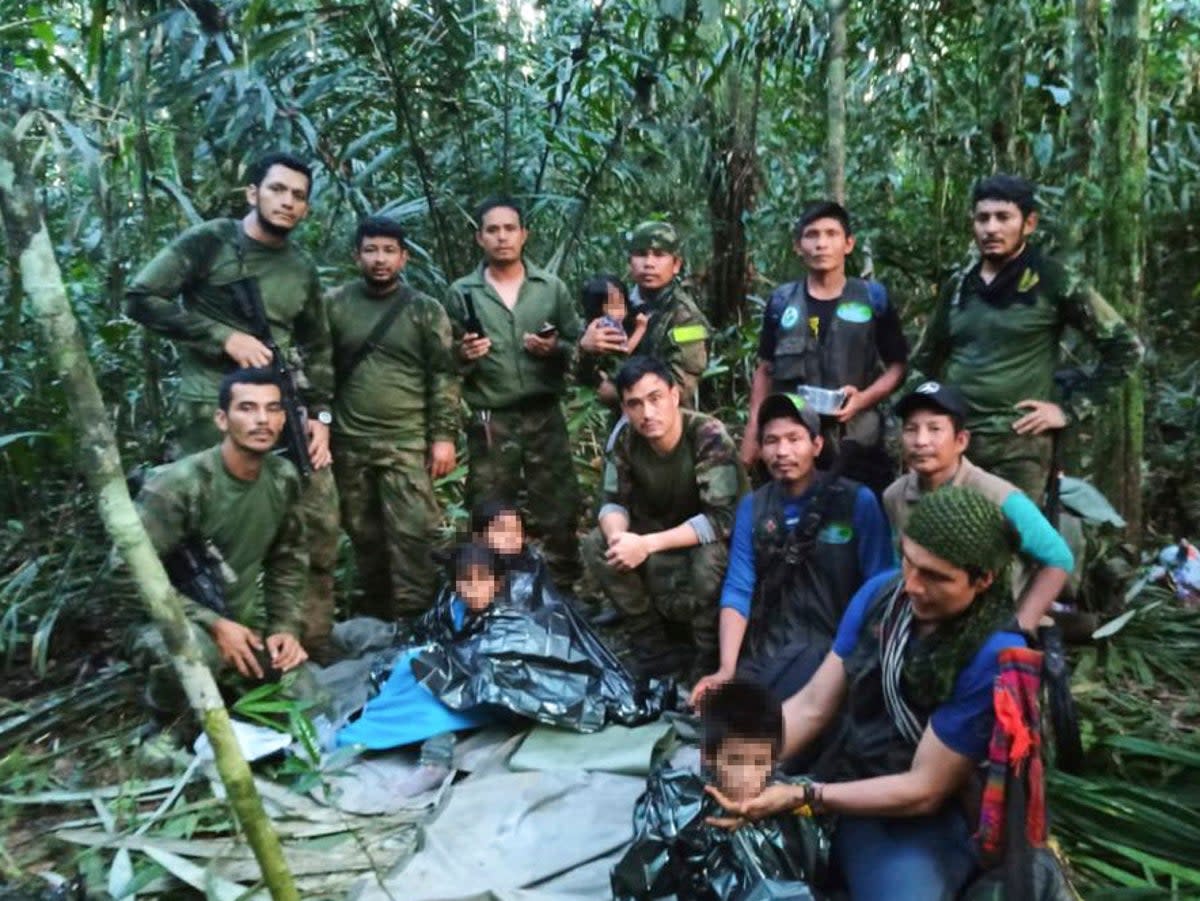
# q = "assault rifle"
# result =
<box><xmin>228</xmin><ymin>277</ymin><xmax>314</xmax><ymax>478</ymax></box>
<box><xmin>461</xmin><ymin>291</ymin><xmax>486</xmax><ymax>338</ymax></box>
<box><xmin>161</xmin><ymin>538</ymin><xmax>234</xmax><ymax>617</ymax></box>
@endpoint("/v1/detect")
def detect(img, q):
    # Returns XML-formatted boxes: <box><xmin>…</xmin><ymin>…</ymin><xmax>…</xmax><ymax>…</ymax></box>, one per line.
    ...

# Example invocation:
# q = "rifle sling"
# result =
<box><xmin>342</xmin><ymin>287</ymin><xmax>411</xmax><ymax>381</ymax></box>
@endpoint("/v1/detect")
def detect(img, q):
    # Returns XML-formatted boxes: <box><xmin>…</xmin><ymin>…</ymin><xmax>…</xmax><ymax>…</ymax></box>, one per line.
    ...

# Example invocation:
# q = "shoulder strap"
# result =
<box><xmin>864</xmin><ymin>279</ymin><xmax>889</xmax><ymax>315</ymax></box>
<box><xmin>179</xmin><ymin>219</ymin><xmax>241</xmax><ymax>295</ymax></box>
<box><xmin>341</xmin><ymin>287</ymin><xmax>412</xmax><ymax>381</ymax></box>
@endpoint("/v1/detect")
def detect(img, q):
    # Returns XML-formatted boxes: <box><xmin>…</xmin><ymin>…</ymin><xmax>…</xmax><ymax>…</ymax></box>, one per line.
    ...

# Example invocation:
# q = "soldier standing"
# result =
<box><xmin>125</xmin><ymin>152</ymin><xmax>340</xmax><ymax>662</ymax></box>
<box><xmin>443</xmin><ymin>197</ymin><xmax>583</xmax><ymax>588</ymax></box>
<box><xmin>580</xmin><ymin>221</ymin><xmax>711</xmax><ymax>409</ymax></box>
<box><xmin>912</xmin><ymin>174</ymin><xmax>1142</xmax><ymax>501</ymax></box>
<box><xmin>327</xmin><ymin>216</ymin><xmax>460</xmax><ymax>619</ymax></box>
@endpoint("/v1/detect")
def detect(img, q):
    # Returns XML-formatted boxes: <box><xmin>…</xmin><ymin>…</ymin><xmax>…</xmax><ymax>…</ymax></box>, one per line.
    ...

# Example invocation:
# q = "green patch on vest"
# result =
<box><xmin>780</xmin><ymin>306</ymin><xmax>801</xmax><ymax>330</ymax></box>
<box><xmin>835</xmin><ymin>302</ymin><xmax>873</xmax><ymax>324</ymax></box>
<box><xmin>817</xmin><ymin>522</ymin><xmax>854</xmax><ymax>544</ymax></box>
<box><xmin>670</xmin><ymin>324</ymin><xmax>708</xmax><ymax>344</ymax></box>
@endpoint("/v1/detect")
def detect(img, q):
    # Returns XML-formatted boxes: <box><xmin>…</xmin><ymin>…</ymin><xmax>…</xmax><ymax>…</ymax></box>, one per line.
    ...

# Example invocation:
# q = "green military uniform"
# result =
<box><xmin>444</xmin><ymin>261</ymin><xmax>583</xmax><ymax>587</ymax></box>
<box><xmin>582</xmin><ymin>410</ymin><xmax>746</xmax><ymax>679</ymax></box>
<box><xmin>626</xmin><ymin>222</ymin><xmax>711</xmax><ymax>407</ymax></box>
<box><xmin>130</xmin><ymin>445</ymin><xmax>307</xmax><ymax>705</ymax></box>
<box><xmin>126</xmin><ymin>218</ymin><xmax>340</xmax><ymax>658</ymax></box>
<box><xmin>327</xmin><ymin>279</ymin><xmax>459</xmax><ymax>618</ymax></box>
<box><xmin>912</xmin><ymin>247</ymin><xmax>1141</xmax><ymax>501</ymax></box>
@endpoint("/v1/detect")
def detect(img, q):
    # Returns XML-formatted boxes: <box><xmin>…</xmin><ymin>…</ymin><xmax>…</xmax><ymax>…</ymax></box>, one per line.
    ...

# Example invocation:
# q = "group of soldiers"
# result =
<box><xmin>123</xmin><ymin>152</ymin><xmax>1141</xmax><ymax>704</ymax></box>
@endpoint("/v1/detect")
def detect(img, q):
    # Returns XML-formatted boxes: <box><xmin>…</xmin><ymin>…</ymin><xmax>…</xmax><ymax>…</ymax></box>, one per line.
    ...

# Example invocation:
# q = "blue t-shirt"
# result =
<box><xmin>720</xmin><ymin>484</ymin><xmax>895</xmax><ymax>617</ymax></box>
<box><xmin>832</xmin><ymin>570</ymin><xmax>1027</xmax><ymax>760</ymax></box>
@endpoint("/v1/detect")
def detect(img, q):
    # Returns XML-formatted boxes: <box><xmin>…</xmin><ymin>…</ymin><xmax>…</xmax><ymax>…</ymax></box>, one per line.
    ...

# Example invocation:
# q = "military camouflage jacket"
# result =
<box><xmin>600</xmin><ymin>410</ymin><xmax>747</xmax><ymax>539</ymax></box>
<box><xmin>326</xmin><ymin>279</ymin><xmax>460</xmax><ymax>448</ymax></box>
<box><xmin>126</xmin><ymin>218</ymin><xmax>333</xmax><ymax>411</ymax></box>
<box><xmin>136</xmin><ymin>446</ymin><xmax>308</xmax><ymax>637</ymax></box>
<box><xmin>912</xmin><ymin>246</ymin><xmax>1142</xmax><ymax>435</ymax></box>
<box><xmin>630</xmin><ymin>281</ymin><xmax>711</xmax><ymax>407</ymax></box>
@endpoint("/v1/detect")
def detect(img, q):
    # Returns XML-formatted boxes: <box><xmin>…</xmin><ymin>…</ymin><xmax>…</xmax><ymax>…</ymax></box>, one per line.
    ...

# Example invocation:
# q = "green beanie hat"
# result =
<box><xmin>904</xmin><ymin>485</ymin><xmax>1015</xmax><ymax>578</ymax></box>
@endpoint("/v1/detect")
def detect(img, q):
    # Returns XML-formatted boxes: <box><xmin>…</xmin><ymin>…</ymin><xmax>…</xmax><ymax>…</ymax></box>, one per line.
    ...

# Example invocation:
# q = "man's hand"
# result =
<box><xmin>689</xmin><ymin>667</ymin><xmax>735</xmax><ymax>709</ymax></box>
<box><xmin>429</xmin><ymin>440</ymin><xmax>456</xmax><ymax>478</ymax></box>
<box><xmin>210</xmin><ymin>618</ymin><xmax>266</xmax><ymax>679</ymax></box>
<box><xmin>834</xmin><ymin>384</ymin><xmax>864</xmax><ymax>424</ymax></box>
<box><xmin>307</xmin><ymin>418</ymin><xmax>332</xmax><ymax>469</ymax></box>
<box><xmin>265</xmin><ymin>632</ymin><xmax>308</xmax><ymax>672</ymax></box>
<box><xmin>460</xmin><ymin>333</ymin><xmax>492</xmax><ymax>362</ymax></box>
<box><xmin>1012</xmin><ymin>399</ymin><xmax>1067</xmax><ymax>435</ymax></box>
<box><xmin>523</xmin><ymin>332</ymin><xmax>559</xmax><ymax>358</ymax></box>
<box><xmin>597</xmin><ymin>377</ymin><xmax>619</xmax><ymax>406</ymax></box>
<box><xmin>579</xmin><ymin>318</ymin><xmax>627</xmax><ymax>355</ymax></box>
<box><xmin>739</xmin><ymin>429</ymin><xmax>760</xmax><ymax>469</ymax></box>
<box><xmin>224</xmin><ymin>331</ymin><xmax>273</xmax><ymax>368</ymax></box>
<box><xmin>605</xmin><ymin>531</ymin><xmax>651</xmax><ymax>571</ymax></box>
<box><xmin>704</xmin><ymin>783</ymin><xmax>804</xmax><ymax>829</ymax></box>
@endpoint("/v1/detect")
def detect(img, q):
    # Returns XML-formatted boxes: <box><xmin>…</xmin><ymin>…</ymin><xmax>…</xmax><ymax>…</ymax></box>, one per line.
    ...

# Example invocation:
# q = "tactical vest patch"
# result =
<box><xmin>835</xmin><ymin>302</ymin><xmax>873</xmax><ymax>324</ymax></box>
<box><xmin>817</xmin><ymin>522</ymin><xmax>855</xmax><ymax>544</ymax></box>
<box><xmin>780</xmin><ymin>306</ymin><xmax>801</xmax><ymax>330</ymax></box>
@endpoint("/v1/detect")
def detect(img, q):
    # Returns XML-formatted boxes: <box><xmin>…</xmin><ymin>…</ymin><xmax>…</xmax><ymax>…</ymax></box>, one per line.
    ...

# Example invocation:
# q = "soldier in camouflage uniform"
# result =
<box><xmin>327</xmin><ymin>216</ymin><xmax>459</xmax><ymax>619</ymax></box>
<box><xmin>581</xmin><ymin>357</ymin><xmax>747</xmax><ymax>681</ymax></box>
<box><xmin>444</xmin><ymin>197</ymin><xmax>583</xmax><ymax>588</ymax></box>
<box><xmin>126</xmin><ymin>152</ymin><xmax>340</xmax><ymax>662</ymax></box>
<box><xmin>912</xmin><ymin>174</ymin><xmax>1142</xmax><ymax>502</ymax></box>
<box><xmin>580</xmin><ymin>221</ymin><xmax>711</xmax><ymax>408</ymax></box>
<box><xmin>130</xmin><ymin>369</ymin><xmax>308</xmax><ymax>709</ymax></box>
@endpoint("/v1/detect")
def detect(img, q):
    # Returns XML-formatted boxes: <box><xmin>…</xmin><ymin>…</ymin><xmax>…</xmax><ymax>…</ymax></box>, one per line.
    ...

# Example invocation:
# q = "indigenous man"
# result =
<box><xmin>884</xmin><ymin>381</ymin><xmax>1074</xmax><ymax>631</ymax></box>
<box><xmin>125</xmin><ymin>152</ymin><xmax>339</xmax><ymax>662</ymax></box>
<box><xmin>912</xmin><ymin>174</ymin><xmax>1142</xmax><ymax>501</ymax></box>
<box><xmin>691</xmin><ymin>393</ymin><xmax>894</xmax><ymax>706</ymax></box>
<box><xmin>709</xmin><ymin>486</ymin><xmax>1027</xmax><ymax>900</ymax></box>
<box><xmin>580</xmin><ymin>221</ymin><xmax>710</xmax><ymax>408</ymax></box>
<box><xmin>327</xmin><ymin>216</ymin><xmax>459</xmax><ymax>619</ymax></box>
<box><xmin>581</xmin><ymin>357</ymin><xmax>746</xmax><ymax>681</ymax></box>
<box><xmin>132</xmin><ymin>369</ymin><xmax>308</xmax><ymax>709</ymax></box>
<box><xmin>443</xmin><ymin>197</ymin><xmax>583</xmax><ymax>588</ymax></box>
<box><xmin>741</xmin><ymin>202</ymin><xmax>907</xmax><ymax>495</ymax></box>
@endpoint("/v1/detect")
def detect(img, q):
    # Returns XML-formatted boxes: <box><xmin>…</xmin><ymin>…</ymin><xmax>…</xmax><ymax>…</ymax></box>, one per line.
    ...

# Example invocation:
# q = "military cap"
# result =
<box><xmin>626</xmin><ymin>221</ymin><xmax>681</xmax><ymax>254</ymax></box>
<box><xmin>757</xmin><ymin>393</ymin><xmax>821</xmax><ymax>440</ymax></box>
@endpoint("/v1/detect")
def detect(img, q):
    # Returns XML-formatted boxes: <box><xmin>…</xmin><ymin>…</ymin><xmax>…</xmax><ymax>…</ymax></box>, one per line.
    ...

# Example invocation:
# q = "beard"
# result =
<box><xmin>255</xmin><ymin>208</ymin><xmax>295</xmax><ymax>239</ymax></box>
<box><xmin>363</xmin><ymin>272</ymin><xmax>399</xmax><ymax>291</ymax></box>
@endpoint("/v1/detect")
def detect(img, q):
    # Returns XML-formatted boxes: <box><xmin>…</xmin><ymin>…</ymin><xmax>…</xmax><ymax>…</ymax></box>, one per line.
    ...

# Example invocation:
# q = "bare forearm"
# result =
<box><xmin>746</xmin><ymin>362</ymin><xmax>772</xmax><ymax>432</ymax></box>
<box><xmin>1016</xmin><ymin>566</ymin><xmax>1069</xmax><ymax>632</ymax></box>
<box><xmin>857</xmin><ymin>361</ymin><xmax>906</xmax><ymax>409</ymax></box>
<box><xmin>644</xmin><ymin>521</ymin><xmax>702</xmax><ymax>554</ymax></box>
<box><xmin>599</xmin><ymin>510</ymin><xmax>629</xmax><ymax>541</ymax></box>
<box><xmin>820</xmin><ymin>771</ymin><xmax>948</xmax><ymax>818</ymax></box>
<box><xmin>716</xmin><ymin>607</ymin><xmax>748</xmax><ymax>674</ymax></box>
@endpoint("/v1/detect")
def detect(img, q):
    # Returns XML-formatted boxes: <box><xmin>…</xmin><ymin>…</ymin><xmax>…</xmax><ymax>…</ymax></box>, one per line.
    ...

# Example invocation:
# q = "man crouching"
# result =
<box><xmin>709</xmin><ymin>486</ymin><xmax>1026</xmax><ymax>900</ymax></box>
<box><xmin>130</xmin><ymin>367</ymin><xmax>308</xmax><ymax>711</ymax></box>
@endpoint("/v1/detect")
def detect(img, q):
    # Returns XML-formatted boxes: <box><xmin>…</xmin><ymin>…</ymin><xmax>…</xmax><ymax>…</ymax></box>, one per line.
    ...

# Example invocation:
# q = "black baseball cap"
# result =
<box><xmin>894</xmin><ymin>381</ymin><xmax>970</xmax><ymax>423</ymax></box>
<box><xmin>757</xmin><ymin>393</ymin><xmax>822</xmax><ymax>440</ymax></box>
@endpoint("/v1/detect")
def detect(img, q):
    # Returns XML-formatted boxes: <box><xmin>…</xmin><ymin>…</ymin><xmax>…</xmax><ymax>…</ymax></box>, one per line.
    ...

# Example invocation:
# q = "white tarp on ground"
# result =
<box><xmin>348</xmin><ymin>768</ymin><xmax>646</xmax><ymax>901</ymax></box>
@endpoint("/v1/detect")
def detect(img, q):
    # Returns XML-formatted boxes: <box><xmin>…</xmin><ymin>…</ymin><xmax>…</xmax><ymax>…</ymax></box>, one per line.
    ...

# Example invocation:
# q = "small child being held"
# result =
<box><xmin>611</xmin><ymin>678</ymin><xmax>827</xmax><ymax>899</ymax></box>
<box><xmin>579</xmin><ymin>274</ymin><xmax>648</xmax><ymax>406</ymax></box>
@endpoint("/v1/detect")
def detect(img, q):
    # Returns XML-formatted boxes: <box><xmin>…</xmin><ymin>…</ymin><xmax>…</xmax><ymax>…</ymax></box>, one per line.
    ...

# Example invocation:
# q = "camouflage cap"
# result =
<box><xmin>626</xmin><ymin>221</ymin><xmax>681</xmax><ymax>254</ymax></box>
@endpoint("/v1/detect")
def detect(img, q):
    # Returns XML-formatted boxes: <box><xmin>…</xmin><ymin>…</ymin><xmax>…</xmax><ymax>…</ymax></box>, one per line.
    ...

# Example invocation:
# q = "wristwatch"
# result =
<box><xmin>315</xmin><ymin>411</ymin><xmax>333</xmax><ymax>426</ymax></box>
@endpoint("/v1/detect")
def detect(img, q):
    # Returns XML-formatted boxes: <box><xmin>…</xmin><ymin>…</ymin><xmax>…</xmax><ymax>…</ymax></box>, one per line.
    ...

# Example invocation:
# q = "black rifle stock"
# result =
<box><xmin>228</xmin><ymin>277</ymin><xmax>314</xmax><ymax>478</ymax></box>
<box><xmin>462</xmin><ymin>291</ymin><xmax>486</xmax><ymax>337</ymax></box>
<box><xmin>162</xmin><ymin>539</ymin><xmax>231</xmax><ymax>617</ymax></box>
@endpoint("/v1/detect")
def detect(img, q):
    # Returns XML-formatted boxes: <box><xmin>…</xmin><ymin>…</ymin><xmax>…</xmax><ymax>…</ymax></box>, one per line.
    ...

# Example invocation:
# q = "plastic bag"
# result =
<box><xmin>610</xmin><ymin>767</ymin><xmax>830</xmax><ymax>901</ymax></box>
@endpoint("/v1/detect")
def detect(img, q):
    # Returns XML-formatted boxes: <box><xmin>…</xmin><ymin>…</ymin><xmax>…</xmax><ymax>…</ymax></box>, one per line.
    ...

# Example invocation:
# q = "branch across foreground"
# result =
<box><xmin>0</xmin><ymin>119</ymin><xmax>300</xmax><ymax>901</ymax></box>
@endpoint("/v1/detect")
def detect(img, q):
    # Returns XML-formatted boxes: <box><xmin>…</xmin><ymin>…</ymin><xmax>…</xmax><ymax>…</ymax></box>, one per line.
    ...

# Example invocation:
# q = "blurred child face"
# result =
<box><xmin>601</xmin><ymin>283</ymin><xmax>628</xmax><ymax>321</ymax></box>
<box><xmin>456</xmin><ymin>564</ymin><xmax>499</xmax><ymax>613</ymax></box>
<box><xmin>712</xmin><ymin>737</ymin><xmax>774</xmax><ymax>803</ymax></box>
<box><xmin>484</xmin><ymin>510</ymin><xmax>524</xmax><ymax>558</ymax></box>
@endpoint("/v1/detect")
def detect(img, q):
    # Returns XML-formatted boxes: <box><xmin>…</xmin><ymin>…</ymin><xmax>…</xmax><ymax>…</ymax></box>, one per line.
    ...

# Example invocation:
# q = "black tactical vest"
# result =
<box><xmin>770</xmin><ymin>278</ymin><xmax>883</xmax><ymax>446</ymax></box>
<box><xmin>739</xmin><ymin>477</ymin><xmax>864</xmax><ymax>695</ymax></box>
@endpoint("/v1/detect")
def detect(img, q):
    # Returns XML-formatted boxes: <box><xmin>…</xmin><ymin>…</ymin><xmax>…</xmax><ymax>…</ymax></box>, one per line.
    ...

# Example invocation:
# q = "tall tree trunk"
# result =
<box><xmin>825</xmin><ymin>0</ymin><xmax>847</xmax><ymax>203</ymax></box>
<box><xmin>1065</xmin><ymin>0</ymin><xmax>1099</xmax><ymax>248</ymax></box>
<box><xmin>1093</xmin><ymin>0</ymin><xmax>1148</xmax><ymax>537</ymax></box>
<box><xmin>0</xmin><ymin>123</ymin><xmax>300</xmax><ymax>901</ymax></box>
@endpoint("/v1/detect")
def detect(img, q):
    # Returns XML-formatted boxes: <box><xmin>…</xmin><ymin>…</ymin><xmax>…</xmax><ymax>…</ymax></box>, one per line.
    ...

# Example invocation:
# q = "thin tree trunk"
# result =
<box><xmin>1093</xmin><ymin>0</ymin><xmax>1148</xmax><ymax>537</ymax></box>
<box><xmin>825</xmin><ymin>0</ymin><xmax>847</xmax><ymax>203</ymax></box>
<box><xmin>1065</xmin><ymin>0</ymin><xmax>1099</xmax><ymax>249</ymax></box>
<box><xmin>0</xmin><ymin>123</ymin><xmax>300</xmax><ymax>901</ymax></box>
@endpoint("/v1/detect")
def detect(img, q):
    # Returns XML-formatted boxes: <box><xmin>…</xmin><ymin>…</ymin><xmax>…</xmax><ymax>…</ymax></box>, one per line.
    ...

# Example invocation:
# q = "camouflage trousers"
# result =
<box><xmin>580</xmin><ymin>527</ymin><xmax>726</xmax><ymax>679</ymax></box>
<box><xmin>333</xmin><ymin>437</ymin><xmax>442</xmax><ymax>620</ymax></box>
<box><xmin>969</xmin><ymin>430</ymin><xmax>1054</xmax><ymax>505</ymax></box>
<box><xmin>465</xmin><ymin>398</ymin><xmax>581</xmax><ymax>587</ymax></box>
<box><xmin>128</xmin><ymin>622</ymin><xmax>317</xmax><ymax>716</ymax></box>
<box><xmin>173</xmin><ymin>400</ymin><xmax>341</xmax><ymax>660</ymax></box>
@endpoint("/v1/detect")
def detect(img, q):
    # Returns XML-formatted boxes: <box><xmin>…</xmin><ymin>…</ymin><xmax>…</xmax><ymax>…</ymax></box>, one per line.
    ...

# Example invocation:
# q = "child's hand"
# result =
<box><xmin>625</xmin><ymin>312</ymin><xmax>650</xmax><ymax>353</ymax></box>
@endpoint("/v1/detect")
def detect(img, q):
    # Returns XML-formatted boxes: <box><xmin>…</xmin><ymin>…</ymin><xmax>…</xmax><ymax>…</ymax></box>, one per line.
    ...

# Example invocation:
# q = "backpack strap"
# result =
<box><xmin>341</xmin><ymin>287</ymin><xmax>412</xmax><ymax>381</ymax></box>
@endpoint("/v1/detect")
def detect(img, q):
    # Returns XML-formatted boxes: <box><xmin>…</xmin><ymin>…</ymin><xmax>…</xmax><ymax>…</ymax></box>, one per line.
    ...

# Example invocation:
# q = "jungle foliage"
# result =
<box><xmin>1</xmin><ymin>0</ymin><xmax>1199</xmax><ymax>896</ymax></box>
